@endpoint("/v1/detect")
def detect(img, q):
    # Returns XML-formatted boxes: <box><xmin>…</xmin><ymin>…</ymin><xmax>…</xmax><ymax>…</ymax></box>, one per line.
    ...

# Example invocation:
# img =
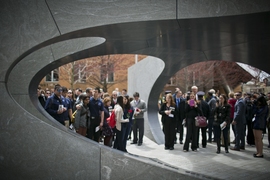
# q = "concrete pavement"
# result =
<box><xmin>126</xmin><ymin>123</ymin><xmax>270</xmax><ymax>180</ymax></box>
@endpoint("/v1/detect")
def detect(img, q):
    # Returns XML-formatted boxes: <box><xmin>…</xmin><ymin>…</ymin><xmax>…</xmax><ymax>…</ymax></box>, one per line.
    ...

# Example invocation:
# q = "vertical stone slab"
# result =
<box><xmin>128</xmin><ymin>56</ymin><xmax>165</xmax><ymax>144</ymax></box>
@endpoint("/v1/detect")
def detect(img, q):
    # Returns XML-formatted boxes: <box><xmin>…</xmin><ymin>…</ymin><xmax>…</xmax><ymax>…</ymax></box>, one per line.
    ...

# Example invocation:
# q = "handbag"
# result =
<box><xmin>195</xmin><ymin>116</ymin><xmax>207</xmax><ymax>127</ymax></box>
<box><xmin>195</xmin><ymin>103</ymin><xmax>208</xmax><ymax>127</ymax></box>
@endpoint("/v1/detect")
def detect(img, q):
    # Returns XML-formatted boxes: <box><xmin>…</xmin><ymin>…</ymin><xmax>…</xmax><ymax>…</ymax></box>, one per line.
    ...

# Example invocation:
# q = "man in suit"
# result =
<box><xmin>207</xmin><ymin>91</ymin><xmax>217</xmax><ymax>142</ymax></box>
<box><xmin>174</xmin><ymin>90</ymin><xmax>186</xmax><ymax>144</ymax></box>
<box><xmin>231</xmin><ymin>92</ymin><xmax>246</xmax><ymax>151</ymax></box>
<box><xmin>130</xmin><ymin>92</ymin><xmax>147</xmax><ymax>146</ymax></box>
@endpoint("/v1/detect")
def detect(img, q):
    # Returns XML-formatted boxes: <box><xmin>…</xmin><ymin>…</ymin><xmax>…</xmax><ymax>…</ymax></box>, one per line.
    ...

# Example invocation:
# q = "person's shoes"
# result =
<box><xmin>230</xmin><ymin>147</ymin><xmax>240</xmax><ymax>151</ymax></box>
<box><xmin>183</xmin><ymin>149</ymin><xmax>188</xmax><ymax>152</ymax></box>
<box><xmin>268</xmin><ymin>144</ymin><xmax>270</xmax><ymax>148</ymax></box>
<box><xmin>202</xmin><ymin>145</ymin><xmax>206</xmax><ymax>148</ymax></box>
<box><xmin>216</xmin><ymin>150</ymin><xmax>220</xmax><ymax>154</ymax></box>
<box><xmin>180</xmin><ymin>141</ymin><xmax>183</xmax><ymax>144</ymax></box>
<box><xmin>170</xmin><ymin>147</ymin><xmax>174</xmax><ymax>150</ymax></box>
<box><xmin>138</xmin><ymin>143</ymin><xmax>142</xmax><ymax>146</ymax></box>
<box><xmin>192</xmin><ymin>149</ymin><xmax>197</xmax><ymax>152</ymax></box>
<box><xmin>240</xmin><ymin>146</ymin><xmax>245</xmax><ymax>150</ymax></box>
<box><xmin>231</xmin><ymin>140</ymin><xmax>235</xmax><ymax>144</ymax></box>
<box><xmin>207</xmin><ymin>140</ymin><xmax>212</xmax><ymax>143</ymax></box>
<box><xmin>174</xmin><ymin>141</ymin><xmax>177</xmax><ymax>144</ymax></box>
<box><xmin>130</xmin><ymin>142</ymin><xmax>137</xmax><ymax>144</ymax></box>
<box><xmin>225</xmin><ymin>150</ymin><xmax>229</xmax><ymax>153</ymax></box>
<box><xmin>254</xmin><ymin>154</ymin><xmax>264</xmax><ymax>158</ymax></box>
<box><xmin>165</xmin><ymin>147</ymin><xmax>169</xmax><ymax>150</ymax></box>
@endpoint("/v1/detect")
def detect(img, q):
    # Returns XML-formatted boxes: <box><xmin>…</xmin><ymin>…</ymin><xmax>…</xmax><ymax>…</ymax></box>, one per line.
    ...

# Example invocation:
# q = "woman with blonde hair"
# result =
<box><xmin>159</xmin><ymin>93</ymin><xmax>176</xmax><ymax>150</ymax></box>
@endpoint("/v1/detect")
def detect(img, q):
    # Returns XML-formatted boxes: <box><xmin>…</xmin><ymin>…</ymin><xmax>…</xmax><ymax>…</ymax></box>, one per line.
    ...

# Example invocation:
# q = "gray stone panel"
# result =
<box><xmin>128</xmin><ymin>56</ymin><xmax>165</xmax><ymax>144</ymax></box>
<box><xmin>7</xmin><ymin>37</ymin><xmax>105</xmax><ymax>95</ymax></box>
<box><xmin>177</xmin><ymin>0</ymin><xmax>270</xmax><ymax>18</ymax></box>
<box><xmin>100</xmin><ymin>148</ymin><xmax>197</xmax><ymax>180</ymax></box>
<box><xmin>47</xmin><ymin>0</ymin><xmax>176</xmax><ymax>34</ymax></box>
<box><xmin>0</xmin><ymin>0</ymin><xmax>59</xmax><ymax>81</ymax></box>
<box><xmin>2</xmin><ymin>0</ymin><xmax>270</xmax><ymax>179</ymax></box>
<box><xmin>0</xmin><ymin>83</ymin><xmax>100</xmax><ymax>179</ymax></box>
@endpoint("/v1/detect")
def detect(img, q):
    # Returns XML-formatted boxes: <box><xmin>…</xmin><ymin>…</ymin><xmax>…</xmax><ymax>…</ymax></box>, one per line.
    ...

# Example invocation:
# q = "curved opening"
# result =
<box><xmin>161</xmin><ymin>60</ymin><xmax>270</xmax><ymax>96</ymax></box>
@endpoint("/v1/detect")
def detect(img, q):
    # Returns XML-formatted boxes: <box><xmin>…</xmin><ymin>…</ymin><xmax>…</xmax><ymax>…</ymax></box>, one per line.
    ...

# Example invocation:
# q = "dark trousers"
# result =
<box><xmin>122</xmin><ymin>123</ymin><xmax>131</xmax><ymax>152</ymax></box>
<box><xmin>113</xmin><ymin>128</ymin><xmax>124</xmax><ymax>151</ymax></box>
<box><xmin>163</xmin><ymin>119</ymin><xmax>176</xmax><ymax>148</ymax></box>
<box><xmin>132</xmin><ymin>118</ymin><xmax>144</xmax><ymax>143</ymax></box>
<box><xmin>175</xmin><ymin>119</ymin><xmax>184</xmax><ymax>142</ymax></box>
<box><xmin>208</xmin><ymin>118</ymin><xmax>214</xmax><ymax>142</ymax></box>
<box><xmin>216</xmin><ymin>126</ymin><xmax>229</xmax><ymax>151</ymax></box>
<box><xmin>234</xmin><ymin>122</ymin><xmax>245</xmax><ymax>149</ymax></box>
<box><xmin>246</xmin><ymin>120</ymin><xmax>255</xmax><ymax>145</ymax></box>
<box><xmin>197</xmin><ymin>127</ymin><xmax>207</xmax><ymax>147</ymax></box>
<box><xmin>184</xmin><ymin>118</ymin><xmax>198</xmax><ymax>151</ymax></box>
<box><xmin>87</xmin><ymin>118</ymin><xmax>100</xmax><ymax>142</ymax></box>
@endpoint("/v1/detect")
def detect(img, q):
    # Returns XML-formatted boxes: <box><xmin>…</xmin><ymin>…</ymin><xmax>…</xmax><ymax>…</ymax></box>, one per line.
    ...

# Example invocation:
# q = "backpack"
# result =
<box><xmin>107</xmin><ymin>110</ymin><xmax>116</xmax><ymax>128</ymax></box>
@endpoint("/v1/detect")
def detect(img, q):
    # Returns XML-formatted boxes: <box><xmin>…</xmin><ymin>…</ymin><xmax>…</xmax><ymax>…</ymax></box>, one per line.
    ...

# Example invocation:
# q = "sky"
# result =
<box><xmin>237</xmin><ymin>62</ymin><xmax>270</xmax><ymax>82</ymax></box>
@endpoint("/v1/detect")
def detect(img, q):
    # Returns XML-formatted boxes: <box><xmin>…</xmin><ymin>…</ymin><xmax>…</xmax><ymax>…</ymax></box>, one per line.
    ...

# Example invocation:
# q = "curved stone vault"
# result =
<box><xmin>1</xmin><ymin>1</ymin><xmax>270</xmax><ymax>179</ymax></box>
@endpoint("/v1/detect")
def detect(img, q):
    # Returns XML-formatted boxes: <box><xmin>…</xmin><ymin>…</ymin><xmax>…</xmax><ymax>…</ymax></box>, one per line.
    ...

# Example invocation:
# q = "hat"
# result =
<box><xmin>197</xmin><ymin>91</ymin><xmax>205</xmax><ymax>96</ymax></box>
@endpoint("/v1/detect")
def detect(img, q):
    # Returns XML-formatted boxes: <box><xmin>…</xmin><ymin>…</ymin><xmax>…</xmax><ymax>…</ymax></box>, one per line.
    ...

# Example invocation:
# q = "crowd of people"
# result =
<box><xmin>37</xmin><ymin>85</ymin><xmax>146</xmax><ymax>153</ymax></box>
<box><xmin>159</xmin><ymin>86</ymin><xmax>270</xmax><ymax>158</ymax></box>
<box><xmin>38</xmin><ymin>84</ymin><xmax>270</xmax><ymax>157</ymax></box>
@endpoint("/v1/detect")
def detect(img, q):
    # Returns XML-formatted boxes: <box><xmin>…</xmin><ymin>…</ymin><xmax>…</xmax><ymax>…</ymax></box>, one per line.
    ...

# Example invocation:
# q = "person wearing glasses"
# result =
<box><xmin>45</xmin><ymin>84</ymin><xmax>67</xmax><ymax>126</ymax></box>
<box><xmin>231</xmin><ymin>92</ymin><xmax>246</xmax><ymax>151</ymax></box>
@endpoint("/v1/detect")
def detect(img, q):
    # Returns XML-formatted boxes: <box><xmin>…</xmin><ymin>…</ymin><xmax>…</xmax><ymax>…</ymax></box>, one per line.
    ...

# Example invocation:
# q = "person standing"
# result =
<box><xmin>267</xmin><ymin>92</ymin><xmax>270</xmax><ymax>148</ymax></box>
<box><xmin>207</xmin><ymin>91</ymin><xmax>217</xmax><ymax>143</ymax></box>
<box><xmin>61</xmin><ymin>87</ymin><xmax>73</xmax><ymax>128</ymax></box>
<box><xmin>228</xmin><ymin>92</ymin><xmax>237</xmax><ymax>144</ymax></box>
<box><xmin>231</xmin><ymin>92</ymin><xmax>246</xmax><ymax>151</ymax></box>
<box><xmin>214</xmin><ymin>94</ymin><xmax>231</xmax><ymax>153</ymax></box>
<box><xmin>113</xmin><ymin>96</ymin><xmax>129</xmax><ymax>151</ymax></box>
<box><xmin>122</xmin><ymin>95</ymin><xmax>134</xmax><ymax>152</ymax></box>
<box><xmin>74</xmin><ymin>94</ymin><xmax>90</xmax><ymax>136</ymax></box>
<box><xmin>183</xmin><ymin>92</ymin><xmax>200</xmax><ymax>152</ymax></box>
<box><xmin>253</xmin><ymin>95</ymin><xmax>268</xmax><ymax>158</ymax></box>
<box><xmin>87</xmin><ymin>87</ymin><xmax>104</xmax><ymax>142</ymax></box>
<box><xmin>245</xmin><ymin>93</ymin><xmax>255</xmax><ymax>146</ymax></box>
<box><xmin>130</xmin><ymin>92</ymin><xmax>147</xmax><ymax>146</ymax></box>
<box><xmin>174</xmin><ymin>90</ymin><xmax>186</xmax><ymax>144</ymax></box>
<box><xmin>102</xmin><ymin>97</ymin><xmax>114</xmax><ymax>147</ymax></box>
<box><xmin>38</xmin><ymin>88</ymin><xmax>46</xmax><ymax>108</ymax></box>
<box><xmin>196</xmin><ymin>91</ymin><xmax>210</xmax><ymax>148</ymax></box>
<box><xmin>111</xmin><ymin>91</ymin><xmax>118</xmax><ymax>109</ymax></box>
<box><xmin>45</xmin><ymin>84</ymin><xmax>67</xmax><ymax>126</ymax></box>
<box><xmin>159</xmin><ymin>93</ymin><xmax>177</xmax><ymax>150</ymax></box>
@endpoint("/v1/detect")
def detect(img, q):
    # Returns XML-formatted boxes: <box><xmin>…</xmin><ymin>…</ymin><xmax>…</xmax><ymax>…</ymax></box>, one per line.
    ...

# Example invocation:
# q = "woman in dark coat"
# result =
<box><xmin>74</xmin><ymin>94</ymin><xmax>90</xmax><ymax>136</ymax></box>
<box><xmin>159</xmin><ymin>93</ymin><xmax>176</xmax><ymax>150</ymax></box>
<box><xmin>214</xmin><ymin>94</ymin><xmax>231</xmax><ymax>154</ymax></box>
<box><xmin>183</xmin><ymin>92</ymin><xmax>200</xmax><ymax>152</ymax></box>
<box><xmin>102</xmin><ymin>97</ymin><xmax>114</xmax><ymax>147</ymax></box>
<box><xmin>253</xmin><ymin>96</ymin><xmax>268</xmax><ymax>158</ymax></box>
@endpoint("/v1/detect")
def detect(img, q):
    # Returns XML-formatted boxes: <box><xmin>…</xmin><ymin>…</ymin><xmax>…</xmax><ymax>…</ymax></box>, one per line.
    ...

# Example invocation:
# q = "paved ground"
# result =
<box><xmin>126</xmin><ymin>120</ymin><xmax>270</xmax><ymax>180</ymax></box>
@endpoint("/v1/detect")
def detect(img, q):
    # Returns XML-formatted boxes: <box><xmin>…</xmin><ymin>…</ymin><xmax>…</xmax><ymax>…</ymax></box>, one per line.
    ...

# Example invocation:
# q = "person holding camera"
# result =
<box><xmin>183</xmin><ymin>92</ymin><xmax>200</xmax><ymax>152</ymax></box>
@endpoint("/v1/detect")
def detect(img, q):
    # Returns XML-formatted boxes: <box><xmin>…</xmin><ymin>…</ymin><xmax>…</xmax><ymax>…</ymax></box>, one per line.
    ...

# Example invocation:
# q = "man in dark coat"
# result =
<box><xmin>174</xmin><ymin>90</ymin><xmax>186</xmax><ymax>144</ymax></box>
